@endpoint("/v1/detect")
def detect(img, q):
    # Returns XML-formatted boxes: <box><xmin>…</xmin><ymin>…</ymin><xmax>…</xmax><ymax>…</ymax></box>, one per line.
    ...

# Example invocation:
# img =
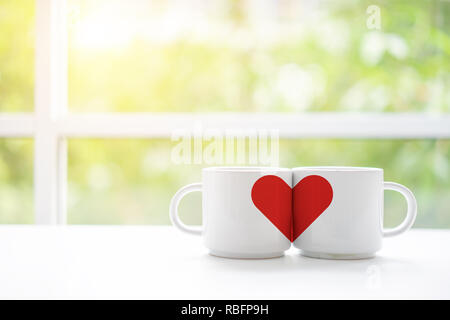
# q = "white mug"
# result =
<box><xmin>292</xmin><ymin>167</ymin><xmax>417</xmax><ymax>259</ymax></box>
<box><xmin>170</xmin><ymin>167</ymin><xmax>292</xmax><ymax>258</ymax></box>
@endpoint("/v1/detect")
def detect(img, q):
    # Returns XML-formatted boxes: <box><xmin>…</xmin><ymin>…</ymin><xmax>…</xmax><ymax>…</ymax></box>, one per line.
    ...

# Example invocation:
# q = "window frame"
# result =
<box><xmin>0</xmin><ymin>0</ymin><xmax>449</xmax><ymax>224</ymax></box>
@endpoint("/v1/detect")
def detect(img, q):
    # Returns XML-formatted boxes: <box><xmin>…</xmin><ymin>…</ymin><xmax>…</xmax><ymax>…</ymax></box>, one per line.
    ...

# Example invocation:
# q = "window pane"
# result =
<box><xmin>68</xmin><ymin>0</ymin><xmax>449</xmax><ymax>112</ymax></box>
<box><xmin>0</xmin><ymin>1</ymin><xmax>34</xmax><ymax>112</ymax></box>
<box><xmin>68</xmin><ymin>139</ymin><xmax>203</xmax><ymax>224</ymax></box>
<box><xmin>0</xmin><ymin>139</ymin><xmax>33</xmax><ymax>223</ymax></box>
<box><xmin>68</xmin><ymin>139</ymin><xmax>449</xmax><ymax>228</ymax></box>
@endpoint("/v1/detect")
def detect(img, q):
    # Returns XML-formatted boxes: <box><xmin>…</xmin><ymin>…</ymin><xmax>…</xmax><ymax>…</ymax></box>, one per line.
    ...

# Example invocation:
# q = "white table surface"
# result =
<box><xmin>0</xmin><ymin>226</ymin><xmax>449</xmax><ymax>299</ymax></box>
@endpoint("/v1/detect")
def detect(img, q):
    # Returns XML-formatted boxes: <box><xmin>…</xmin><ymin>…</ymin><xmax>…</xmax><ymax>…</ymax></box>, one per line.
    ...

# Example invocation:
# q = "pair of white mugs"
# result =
<box><xmin>170</xmin><ymin>166</ymin><xmax>417</xmax><ymax>259</ymax></box>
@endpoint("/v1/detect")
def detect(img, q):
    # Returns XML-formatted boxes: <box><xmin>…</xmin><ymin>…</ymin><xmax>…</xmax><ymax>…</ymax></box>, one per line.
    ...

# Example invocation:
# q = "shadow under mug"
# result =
<box><xmin>170</xmin><ymin>167</ymin><xmax>292</xmax><ymax>259</ymax></box>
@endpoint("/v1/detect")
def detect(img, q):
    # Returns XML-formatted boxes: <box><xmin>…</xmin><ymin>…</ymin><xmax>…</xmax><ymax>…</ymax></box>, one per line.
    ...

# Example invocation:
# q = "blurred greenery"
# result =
<box><xmin>0</xmin><ymin>139</ymin><xmax>33</xmax><ymax>223</ymax></box>
<box><xmin>68</xmin><ymin>0</ymin><xmax>449</xmax><ymax>112</ymax></box>
<box><xmin>0</xmin><ymin>0</ymin><xmax>34</xmax><ymax>112</ymax></box>
<box><xmin>1</xmin><ymin>1</ymin><xmax>449</xmax><ymax>226</ymax></box>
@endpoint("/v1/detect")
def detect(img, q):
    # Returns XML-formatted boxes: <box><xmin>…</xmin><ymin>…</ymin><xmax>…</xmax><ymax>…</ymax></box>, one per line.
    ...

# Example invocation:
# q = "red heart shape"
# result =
<box><xmin>292</xmin><ymin>175</ymin><xmax>333</xmax><ymax>241</ymax></box>
<box><xmin>251</xmin><ymin>175</ymin><xmax>292</xmax><ymax>241</ymax></box>
<box><xmin>251</xmin><ymin>175</ymin><xmax>333</xmax><ymax>242</ymax></box>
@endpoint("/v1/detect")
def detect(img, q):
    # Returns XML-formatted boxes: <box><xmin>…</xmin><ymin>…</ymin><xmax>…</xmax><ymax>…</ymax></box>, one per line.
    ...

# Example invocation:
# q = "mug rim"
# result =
<box><xmin>203</xmin><ymin>166</ymin><xmax>291</xmax><ymax>173</ymax></box>
<box><xmin>292</xmin><ymin>166</ymin><xmax>382</xmax><ymax>172</ymax></box>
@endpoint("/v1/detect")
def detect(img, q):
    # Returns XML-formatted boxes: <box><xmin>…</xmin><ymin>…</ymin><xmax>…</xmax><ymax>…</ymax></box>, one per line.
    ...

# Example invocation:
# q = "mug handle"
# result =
<box><xmin>169</xmin><ymin>183</ymin><xmax>203</xmax><ymax>235</ymax></box>
<box><xmin>382</xmin><ymin>182</ymin><xmax>417</xmax><ymax>237</ymax></box>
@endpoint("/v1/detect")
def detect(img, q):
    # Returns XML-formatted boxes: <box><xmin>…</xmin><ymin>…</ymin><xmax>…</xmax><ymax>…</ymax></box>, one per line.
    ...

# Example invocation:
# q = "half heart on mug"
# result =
<box><xmin>292</xmin><ymin>175</ymin><xmax>333</xmax><ymax>241</ymax></box>
<box><xmin>251</xmin><ymin>174</ymin><xmax>333</xmax><ymax>242</ymax></box>
<box><xmin>251</xmin><ymin>175</ymin><xmax>292</xmax><ymax>241</ymax></box>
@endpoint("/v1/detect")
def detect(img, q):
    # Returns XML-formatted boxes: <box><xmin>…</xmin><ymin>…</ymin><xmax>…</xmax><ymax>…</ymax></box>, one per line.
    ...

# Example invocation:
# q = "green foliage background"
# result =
<box><xmin>0</xmin><ymin>0</ymin><xmax>449</xmax><ymax>226</ymax></box>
